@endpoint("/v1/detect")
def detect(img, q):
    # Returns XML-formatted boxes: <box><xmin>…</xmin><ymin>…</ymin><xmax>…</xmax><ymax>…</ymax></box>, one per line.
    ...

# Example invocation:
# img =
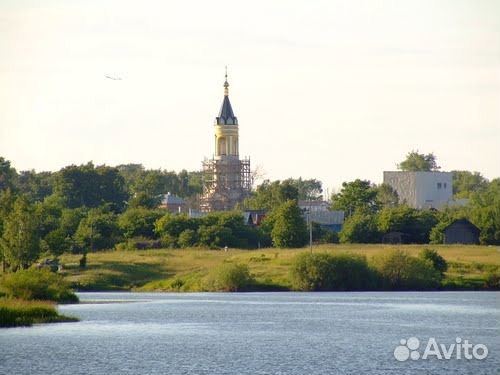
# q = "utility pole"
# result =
<box><xmin>308</xmin><ymin>208</ymin><xmax>313</xmax><ymax>253</ymax></box>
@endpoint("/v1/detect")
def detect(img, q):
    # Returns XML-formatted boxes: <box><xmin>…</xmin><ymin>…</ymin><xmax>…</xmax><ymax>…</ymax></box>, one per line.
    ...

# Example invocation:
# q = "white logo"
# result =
<box><xmin>394</xmin><ymin>337</ymin><xmax>488</xmax><ymax>361</ymax></box>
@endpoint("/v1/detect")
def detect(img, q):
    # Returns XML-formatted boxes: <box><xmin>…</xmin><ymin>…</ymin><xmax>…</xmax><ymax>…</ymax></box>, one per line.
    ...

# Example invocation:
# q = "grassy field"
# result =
<box><xmin>0</xmin><ymin>299</ymin><xmax>78</xmax><ymax>327</ymax></box>
<box><xmin>58</xmin><ymin>244</ymin><xmax>500</xmax><ymax>292</ymax></box>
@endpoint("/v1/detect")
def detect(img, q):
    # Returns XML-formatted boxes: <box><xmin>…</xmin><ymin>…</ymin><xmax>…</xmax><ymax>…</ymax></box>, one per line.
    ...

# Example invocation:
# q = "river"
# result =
<box><xmin>1</xmin><ymin>292</ymin><xmax>498</xmax><ymax>375</ymax></box>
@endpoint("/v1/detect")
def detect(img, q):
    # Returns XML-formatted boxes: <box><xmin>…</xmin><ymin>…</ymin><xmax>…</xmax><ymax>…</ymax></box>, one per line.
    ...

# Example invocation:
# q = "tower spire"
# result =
<box><xmin>224</xmin><ymin>66</ymin><xmax>229</xmax><ymax>96</ymax></box>
<box><xmin>216</xmin><ymin>67</ymin><xmax>237</xmax><ymax>125</ymax></box>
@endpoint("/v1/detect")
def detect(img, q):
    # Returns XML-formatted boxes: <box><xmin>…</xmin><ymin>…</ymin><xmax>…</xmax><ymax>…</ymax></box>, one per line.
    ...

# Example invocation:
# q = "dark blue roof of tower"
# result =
<box><xmin>216</xmin><ymin>95</ymin><xmax>238</xmax><ymax>125</ymax></box>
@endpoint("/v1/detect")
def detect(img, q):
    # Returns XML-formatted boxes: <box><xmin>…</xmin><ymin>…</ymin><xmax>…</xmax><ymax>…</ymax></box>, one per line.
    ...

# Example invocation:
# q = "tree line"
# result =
<box><xmin>0</xmin><ymin>157</ymin><xmax>320</xmax><ymax>270</ymax></box>
<box><xmin>0</xmin><ymin>151</ymin><xmax>498</xmax><ymax>272</ymax></box>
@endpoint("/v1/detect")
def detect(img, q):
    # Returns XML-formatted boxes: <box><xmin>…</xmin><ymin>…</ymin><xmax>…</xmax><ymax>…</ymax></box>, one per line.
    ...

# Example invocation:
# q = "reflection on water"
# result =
<box><xmin>1</xmin><ymin>292</ymin><xmax>498</xmax><ymax>375</ymax></box>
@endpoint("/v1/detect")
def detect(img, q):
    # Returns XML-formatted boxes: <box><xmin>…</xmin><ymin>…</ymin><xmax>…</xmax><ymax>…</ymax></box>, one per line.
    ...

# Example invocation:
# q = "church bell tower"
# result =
<box><xmin>214</xmin><ymin>69</ymin><xmax>239</xmax><ymax>158</ymax></box>
<box><xmin>200</xmin><ymin>69</ymin><xmax>251</xmax><ymax>212</ymax></box>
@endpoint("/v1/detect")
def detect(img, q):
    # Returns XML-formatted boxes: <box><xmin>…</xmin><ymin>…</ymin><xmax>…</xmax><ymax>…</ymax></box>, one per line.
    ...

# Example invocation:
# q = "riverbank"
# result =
<box><xmin>58</xmin><ymin>244</ymin><xmax>500</xmax><ymax>292</ymax></box>
<box><xmin>0</xmin><ymin>299</ymin><xmax>78</xmax><ymax>327</ymax></box>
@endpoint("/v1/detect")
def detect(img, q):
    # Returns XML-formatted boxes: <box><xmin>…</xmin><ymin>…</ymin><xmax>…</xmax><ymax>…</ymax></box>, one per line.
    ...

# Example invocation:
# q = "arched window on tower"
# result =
<box><xmin>233</xmin><ymin>138</ymin><xmax>238</xmax><ymax>155</ymax></box>
<box><xmin>218</xmin><ymin>137</ymin><xmax>226</xmax><ymax>155</ymax></box>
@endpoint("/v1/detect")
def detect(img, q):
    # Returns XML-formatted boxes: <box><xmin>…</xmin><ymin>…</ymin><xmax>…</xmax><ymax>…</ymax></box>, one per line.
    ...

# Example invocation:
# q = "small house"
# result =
<box><xmin>159</xmin><ymin>193</ymin><xmax>185</xmax><ymax>213</ymax></box>
<box><xmin>307</xmin><ymin>210</ymin><xmax>345</xmax><ymax>232</ymax></box>
<box><xmin>443</xmin><ymin>219</ymin><xmax>480</xmax><ymax>245</ymax></box>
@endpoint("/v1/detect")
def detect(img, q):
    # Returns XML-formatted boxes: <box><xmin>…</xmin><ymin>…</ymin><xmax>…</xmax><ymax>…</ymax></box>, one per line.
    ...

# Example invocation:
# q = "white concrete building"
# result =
<box><xmin>383</xmin><ymin>171</ymin><xmax>453</xmax><ymax>209</ymax></box>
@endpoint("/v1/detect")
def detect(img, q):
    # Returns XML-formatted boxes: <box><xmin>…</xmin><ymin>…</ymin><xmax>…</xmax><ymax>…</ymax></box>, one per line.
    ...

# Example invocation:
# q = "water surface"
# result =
<box><xmin>1</xmin><ymin>292</ymin><xmax>498</xmax><ymax>375</ymax></box>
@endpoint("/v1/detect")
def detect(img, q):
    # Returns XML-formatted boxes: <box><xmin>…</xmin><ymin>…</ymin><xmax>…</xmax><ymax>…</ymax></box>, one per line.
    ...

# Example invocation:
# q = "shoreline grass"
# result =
<box><xmin>0</xmin><ymin>299</ymin><xmax>78</xmax><ymax>328</ymax></box>
<box><xmin>57</xmin><ymin>244</ymin><xmax>500</xmax><ymax>292</ymax></box>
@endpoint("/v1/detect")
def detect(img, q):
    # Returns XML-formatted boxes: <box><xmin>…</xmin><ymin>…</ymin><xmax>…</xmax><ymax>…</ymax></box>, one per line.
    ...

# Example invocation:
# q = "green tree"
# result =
<box><xmin>452</xmin><ymin>171</ymin><xmax>488</xmax><ymax>198</ymax></box>
<box><xmin>331</xmin><ymin>179</ymin><xmax>378</xmax><ymax>215</ymax></box>
<box><xmin>118</xmin><ymin>208</ymin><xmax>163</xmax><ymax>239</ymax></box>
<box><xmin>133</xmin><ymin>170</ymin><xmax>181</xmax><ymax>198</ymax></box>
<box><xmin>468</xmin><ymin>179</ymin><xmax>500</xmax><ymax>244</ymax></box>
<box><xmin>54</xmin><ymin>163</ymin><xmax>128</xmax><ymax>212</ymax></box>
<box><xmin>35</xmin><ymin>197</ymin><xmax>63</xmax><ymax>239</ymax></box>
<box><xmin>0</xmin><ymin>157</ymin><xmax>17</xmax><ymax>192</ymax></box>
<box><xmin>397</xmin><ymin>150</ymin><xmax>440</xmax><ymax>171</ymax></box>
<box><xmin>0</xmin><ymin>189</ymin><xmax>16</xmax><ymax>237</ymax></box>
<box><xmin>116</xmin><ymin>164</ymin><xmax>145</xmax><ymax>192</ymax></box>
<box><xmin>185</xmin><ymin>170</ymin><xmax>203</xmax><ymax>197</ymax></box>
<box><xmin>117</xmin><ymin>164</ymin><xmax>202</xmax><ymax>201</ymax></box>
<box><xmin>339</xmin><ymin>210</ymin><xmax>380</xmax><ymax>243</ymax></box>
<box><xmin>242</xmin><ymin>180</ymin><xmax>299</xmax><ymax>210</ymax></box>
<box><xmin>377</xmin><ymin>206</ymin><xmax>438</xmax><ymax>243</ymax></box>
<box><xmin>37</xmin><ymin>206</ymin><xmax>87</xmax><ymax>256</ymax></box>
<box><xmin>17</xmin><ymin>170</ymin><xmax>54</xmax><ymax>202</ymax></box>
<box><xmin>96</xmin><ymin>165</ymin><xmax>129</xmax><ymax>212</ymax></box>
<box><xmin>74</xmin><ymin>208</ymin><xmax>120</xmax><ymax>251</ymax></box>
<box><xmin>375</xmin><ymin>183</ymin><xmax>399</xmax><ymax>208</ymax></box>
<box><xmin>207</xmin><ymin>211</ymin><xmax>260</xmax><ymax>248</ymax></box>
<box><xmin>43</xmin><ymin>229</ymin><xmax>69</xmax><ymax>256</ymax></box>
<box><xmin>285</xmin><ymin>178</ymin><xmax>323</xmax><ymax>201</ymax></box>
<box><xmin>267</xmin><ymin>200</ymin><xmax>308</xmax><ymax>248</ymax></box>
<box><xmin>0</xmin><ymin>196</ymin><xmax>40</xmax><ymax>271</ymax></box>
<box><xmin>154</xmin><ymin>214</ymin><xmax>200</xmax><ymax>240</ymax></box>
<box><xmin>59</xmin><ymin>208</ymin><xmax>87</xmax><ymax>239</ymax></box>
<box><xmin>128</xmin><ymin>192</ymin><xmax>162</xmax><ymax>209</ymax></box>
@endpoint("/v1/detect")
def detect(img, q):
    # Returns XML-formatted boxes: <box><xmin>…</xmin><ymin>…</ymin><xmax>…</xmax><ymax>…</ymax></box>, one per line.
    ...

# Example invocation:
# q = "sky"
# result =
<box><xmin>1</xmin><ymin>0</ymin><xmax>498</xmax><ymax>194</ymax></box>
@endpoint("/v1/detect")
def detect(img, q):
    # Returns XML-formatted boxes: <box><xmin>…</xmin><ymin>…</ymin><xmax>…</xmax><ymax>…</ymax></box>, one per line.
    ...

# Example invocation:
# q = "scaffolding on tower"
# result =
<box><xmin>200</xmin><ymin>157</ymin><xmax>251</xmax><ymax>212</ymax></box>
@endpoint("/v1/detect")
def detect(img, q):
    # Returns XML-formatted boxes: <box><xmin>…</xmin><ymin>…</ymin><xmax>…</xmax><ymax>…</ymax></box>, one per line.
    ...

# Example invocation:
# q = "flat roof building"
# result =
<box><xmin>383</xmin><ymin>171</ymin><xmax>452</xmax><ymax>209</ymax></box>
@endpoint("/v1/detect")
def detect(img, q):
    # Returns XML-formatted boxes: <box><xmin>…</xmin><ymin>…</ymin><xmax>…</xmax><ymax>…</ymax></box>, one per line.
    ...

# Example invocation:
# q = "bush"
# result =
<box><xmin>339</xmin><ymin>210</ymin><xmax>380</xmax><ymax>243</ymax></box>
<box><xmin>373</xmin><ymin>249</ymin><xmax>441</xmax><ymax>290</ymax></box>
<box><xmin>178</xmin><ymin>229</ymin><xmax>198</xmax><ymax>248</ymax></box>
<box><xmin>484</xmin><ymin>271</ymin><xmax>500</xmax><ymax>290</ymax></box>
<box><xmin>115</xmin><ymin>237</ymin><xmax>163</xmax><ymax>251</ymax></box>
<box><xmin>154</xmin><ymin>214</ymin><xmax>199</xmax><ymax>239</ymax></box>
<box><xmin>0</xmin><ymin>268</ymin><xmax>79</xmax><ymax>303</ymax></box>
<box><xmin>208</xmin><ymin>212</ymin><xmax>261</xmax><ymax>248</ymax></box>
<box><xmin>0</xmin><ymin>299</ymin><xmax>76</xmax><ymax>327</ymax></box>
<box><xmin>160</xmin><ymin>234</ymin><xmax>178</xmax><ymax>248</ymax></box>
<box><xmin>197</xmin><ymin>225</ymin><xmax>234</xmax><ymax>249</ymax></box>
<box><xmin>154</xmin><ymin>211</ymin><xmax>262</xmax><ymax>249</ymax></box>
<box><xmin>419</xmin><ymin>248</ymin><xmax>448</xmax><ymax>275</ymax></box>
<box><xmin>429</xmin><ymin>221</ymin><xmax>447</xmax><ymax>244</ymax></box>
<box><xmin>204</xmin><ymin>263</ymin><xmax>254</xmax><ymax>292</ymax></box>
<box><xmin>291</xmin><ymin>252</ymin><xmax>377</xmax><ymax>291</ymax></box>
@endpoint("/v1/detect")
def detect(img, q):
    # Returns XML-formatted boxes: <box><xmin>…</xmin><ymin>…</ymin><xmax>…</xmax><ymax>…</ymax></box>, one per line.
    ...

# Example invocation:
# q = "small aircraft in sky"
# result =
<box><xmin>105</xmin><ymin>75</ymin><xmax>122</xmax><ymax>80</ymax></box>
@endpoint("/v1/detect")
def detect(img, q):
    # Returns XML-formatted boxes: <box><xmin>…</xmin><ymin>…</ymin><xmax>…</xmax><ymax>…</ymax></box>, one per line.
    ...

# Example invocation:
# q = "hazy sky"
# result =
<box><xmin>1</xmin><ymin>0</ymin><xmax>498</xmax><ymax>193</ymax></box>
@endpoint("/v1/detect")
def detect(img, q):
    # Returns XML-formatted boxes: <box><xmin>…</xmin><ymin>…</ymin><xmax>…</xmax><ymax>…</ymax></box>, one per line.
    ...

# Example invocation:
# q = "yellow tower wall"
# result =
<box><xmin>214</xmin><ymin>124</ymin><xmax>239</xmax><ymax>157</ymax></box>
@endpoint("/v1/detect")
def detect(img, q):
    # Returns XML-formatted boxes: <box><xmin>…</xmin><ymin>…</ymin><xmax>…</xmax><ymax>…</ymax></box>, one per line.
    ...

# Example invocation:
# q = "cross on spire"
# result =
<box><xmin>224</xmin><ymin>66</ymin><xmax>229</xmax><ymax>96</ymax></box>
<box><xmin>216</xmin><ymin>66</ymin><xmax>237</xmax><ymax>125</ymax></box>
